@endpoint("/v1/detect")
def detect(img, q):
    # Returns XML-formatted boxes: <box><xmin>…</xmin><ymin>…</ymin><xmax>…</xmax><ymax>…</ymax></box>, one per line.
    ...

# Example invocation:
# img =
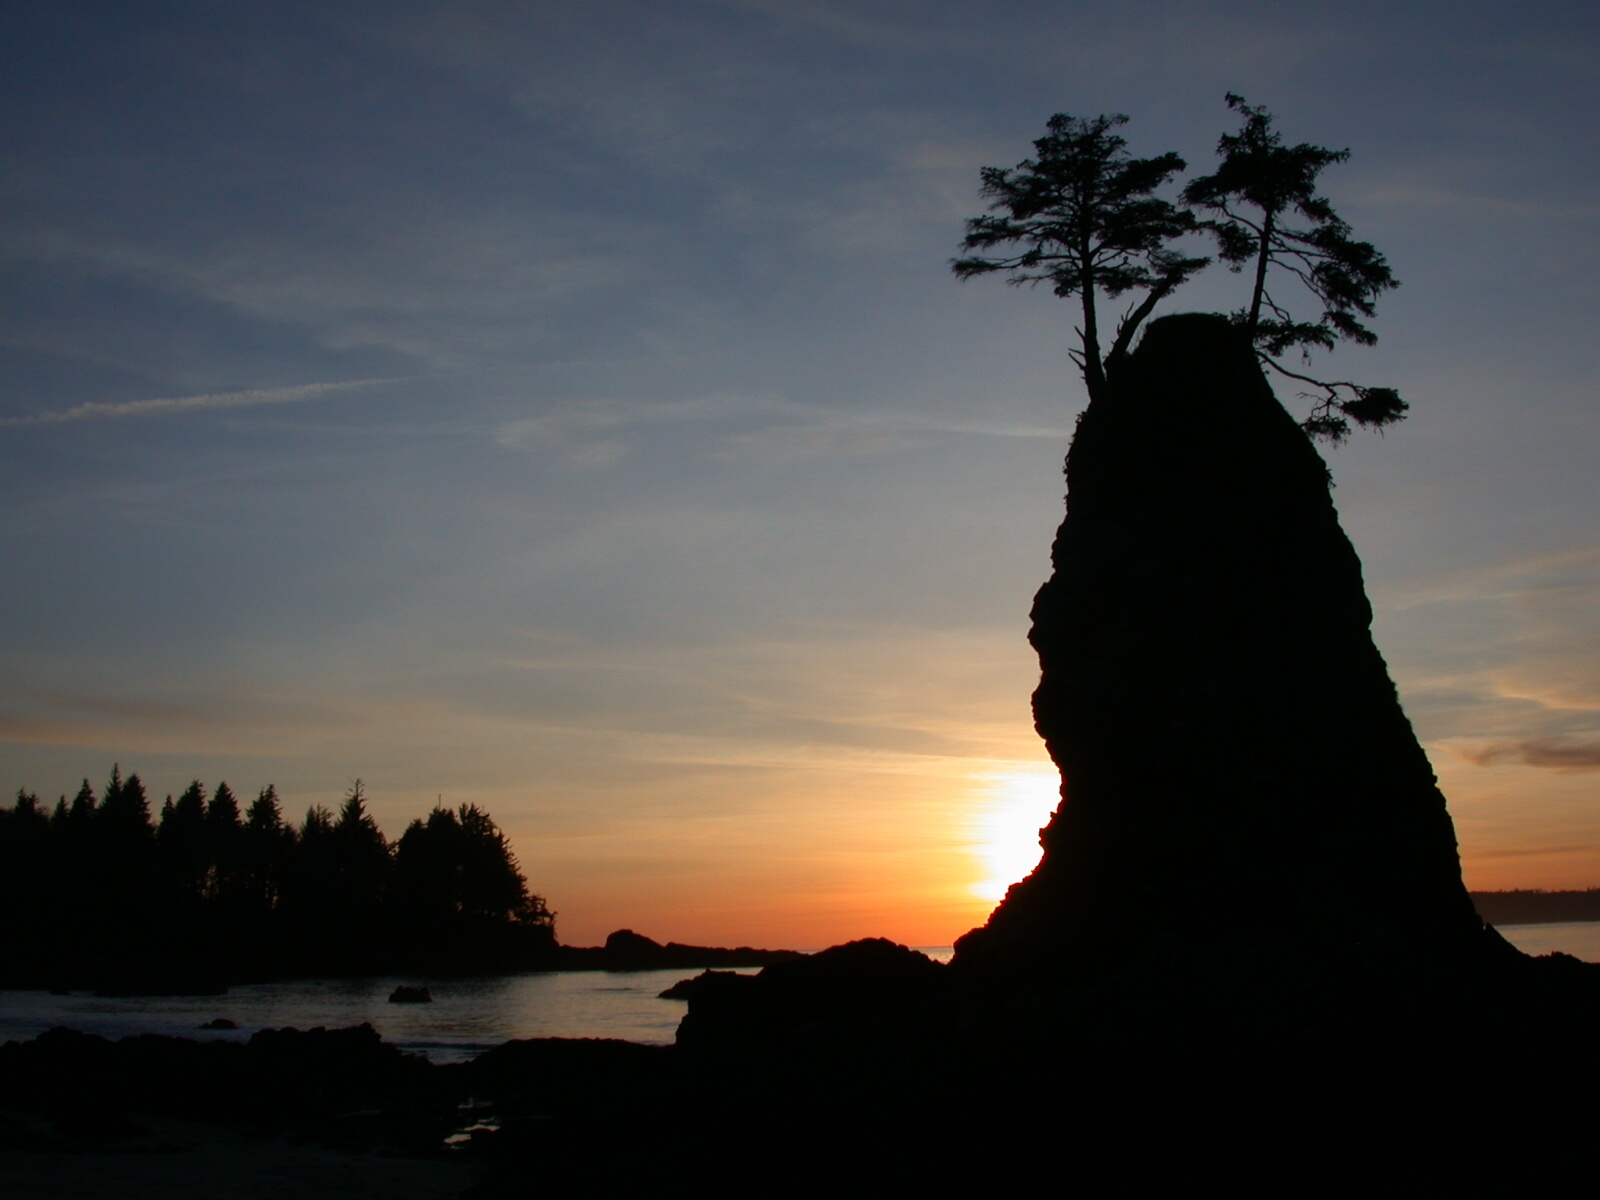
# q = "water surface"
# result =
<box><xmin>1496</xmin><ymin>920</ymin><xmax>1600</xmax><ymax>961</ymax></box>
<box><xmin>0</xmin><ymin>969</ymin><xmax>744</xmax><ymax>1063</ymax></box>
<box><xmin>2</xmin><ymin>930</ymin><xmax>1589</xmax><ymax>1061</ymax></box>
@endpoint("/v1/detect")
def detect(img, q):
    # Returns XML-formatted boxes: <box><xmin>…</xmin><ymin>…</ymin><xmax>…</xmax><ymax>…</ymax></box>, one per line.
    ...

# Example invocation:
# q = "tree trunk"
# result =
<box><xmin>1078</xmin><ymin>254</ymin><xmax>1105</xmax><ymax>402</ymax></box>
<box><xmin>1246</xmin><ymin>211</ymin><xmax>1274</xmax><ymax>334</ymax></box>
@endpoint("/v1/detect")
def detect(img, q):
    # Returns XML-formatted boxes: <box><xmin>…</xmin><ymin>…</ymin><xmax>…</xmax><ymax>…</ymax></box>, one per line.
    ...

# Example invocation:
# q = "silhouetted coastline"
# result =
<box><xmin>0</xmin><ymin>778</ymin><xmax>559</xmax><ymax>993</ymax></box>
<box><xmin>1470</xmin><ymin>889</ymin><xmax>1600</xmax><ymax>925</ymax></box>
<box><xmin>552</xmin><ymin>928</ymin><xmax>800</xmax><ymax>972</ymax></box>
<box><xmin>6</xmin><ymin>316</ymin><xmax>1599</xmax><ymax>1189</ymax></box>
<box><xmin>650</xmin><ymin>315</ymin><xmax>1599</xmax><ymax>1177</ymax></box>
<box><xmin>0</xmin><ymin>779</ymin><xmax>799</xmax><ymax>996</ymax></box>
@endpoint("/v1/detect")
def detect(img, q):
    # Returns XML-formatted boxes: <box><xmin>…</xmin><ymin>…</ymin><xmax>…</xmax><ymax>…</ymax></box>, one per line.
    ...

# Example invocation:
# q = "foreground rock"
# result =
<box><xmin>957</xmin><ymin>313</ymin><xmax>1485</xmax><ymax>979</ymax></box>
<box><xmin>674</xmin><ymin>938</ymin><xmax>946</xmax><ymax>1055</ymax></box>
<box><xmin>0</xmin><ymin>1024</ymin><xmax>433</xmax><ymax>1128</ymax></box>
<box><xmin>657</xmin><ymin>315</ymin><xmax>1600</xmax><ymax>1178</ymax></box>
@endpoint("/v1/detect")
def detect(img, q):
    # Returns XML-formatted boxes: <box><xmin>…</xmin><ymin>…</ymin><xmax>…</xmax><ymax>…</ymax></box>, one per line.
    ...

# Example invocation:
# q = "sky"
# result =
<box><xmin>2</xmin><ymin>0</ymin><xmax>1598</xmax><ymax>948</ymax></box>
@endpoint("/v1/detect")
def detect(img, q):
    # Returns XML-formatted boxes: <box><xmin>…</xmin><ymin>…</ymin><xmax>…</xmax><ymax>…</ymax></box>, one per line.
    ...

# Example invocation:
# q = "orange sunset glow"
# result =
<box><xmin>2</xmin><ymin>2</ymin><xmax>1597</xmax><ymax>953</ymax></box>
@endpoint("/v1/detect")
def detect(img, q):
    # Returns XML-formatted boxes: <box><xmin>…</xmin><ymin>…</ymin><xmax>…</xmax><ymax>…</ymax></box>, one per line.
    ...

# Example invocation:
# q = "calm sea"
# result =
<box><xmin>2</xmin><ymin>929</ymin><xmax>1592</xmax><ymax>1062</ymax></box>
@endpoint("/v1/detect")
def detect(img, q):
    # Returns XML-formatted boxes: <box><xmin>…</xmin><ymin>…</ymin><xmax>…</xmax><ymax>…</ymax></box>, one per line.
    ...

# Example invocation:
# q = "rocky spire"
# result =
<box><xmin>956</xmin><ymin>313</ymin><xmax>1483</xmax><ymax>977</ymax></box>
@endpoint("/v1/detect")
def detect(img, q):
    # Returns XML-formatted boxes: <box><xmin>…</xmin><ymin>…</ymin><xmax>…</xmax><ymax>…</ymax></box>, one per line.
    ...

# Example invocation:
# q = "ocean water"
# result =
<box><xmin>1495</xmin><ymin>920</ymin><xmax>1600</xmax><ymax>961</ymax></box>
<box><xmin>0</xmin><ymin>930</ymin><xmax>1589</xmax><ymax>1061</ymax></box>
<box><xmin>0</xmin><ymin>969</ymin><xmax>743</xmax><ymax>1063</ymax></box>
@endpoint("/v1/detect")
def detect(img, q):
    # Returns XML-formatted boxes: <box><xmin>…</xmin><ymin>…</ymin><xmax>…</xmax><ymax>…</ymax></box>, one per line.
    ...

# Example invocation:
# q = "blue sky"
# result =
<box><xmin>3</xmin><ymin>1</ymin><xmax>1598</xmax><ymax>945</ymax></box>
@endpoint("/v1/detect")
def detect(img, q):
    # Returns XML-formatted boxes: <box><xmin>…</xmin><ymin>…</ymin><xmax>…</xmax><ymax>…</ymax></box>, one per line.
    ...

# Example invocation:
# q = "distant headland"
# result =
<box><xmin>1469</xmin><ymin>889</ymin><xmax>1600</xmax><ymax>926</ymax></box>
<box><xmin>0</xmin><ymin>773</ymin><xmax>796</xmax><ymax>994</ymax></box>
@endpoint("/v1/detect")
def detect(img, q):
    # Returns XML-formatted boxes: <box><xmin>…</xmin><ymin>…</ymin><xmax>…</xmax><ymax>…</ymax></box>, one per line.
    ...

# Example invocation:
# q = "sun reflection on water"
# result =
<box><xmin>971</xmin><ymin>768</ymin><xmax>1060</xmax><ymax>901</ymax></box>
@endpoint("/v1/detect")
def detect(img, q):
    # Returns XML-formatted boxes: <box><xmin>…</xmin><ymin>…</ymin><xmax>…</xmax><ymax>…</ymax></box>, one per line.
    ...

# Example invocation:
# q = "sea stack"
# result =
<box><xmin>955</xmin><ymin>313</ymin><xmax>1485</xmax><ymax>978</ymax></box>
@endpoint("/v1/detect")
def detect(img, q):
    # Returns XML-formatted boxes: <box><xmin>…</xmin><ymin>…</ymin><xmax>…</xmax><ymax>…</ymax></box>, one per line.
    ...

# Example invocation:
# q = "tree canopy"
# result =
<box><xmin>952</xmin><ymin>113</ymin><xmax>1206</xmax><ymax>404</ymax></box>
<box><xmin>955</xmin><ymin>97</ymin><xmax>1404</xmax><ymax>441</ymax></box>
<box><xmin>0</xmin><ymin>769</ymin><xmax>557</xmax><ymax>988</ymax></box>
<box><xmin>1183</xmin><ymin>94</ymin><xmax>1405</xmax><ymax>441</ymax></box>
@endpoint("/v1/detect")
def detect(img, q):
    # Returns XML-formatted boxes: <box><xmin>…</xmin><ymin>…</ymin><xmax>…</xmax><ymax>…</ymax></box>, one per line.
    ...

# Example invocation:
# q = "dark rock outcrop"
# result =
<box><xmin>956</xmin><ymin>314</ymin><xmax>1486</xmax><ymax>978</ymax></box>
<box><xmin>552</xmin><ymin>929</ymin><xmax>803</xmax><ymax>971</ymax></box>
<box><xmin>658</xmin><ymin>969</ymin><xmax>740</xmax><ymax>1000</ymax></box>
<box><xmin>670</xmin><ymin>316</ymin><xmax>1600</xmax><ymax>1102</ymax></box>
<box><xmin>675</xmin><ymin>938</ymin><xmax>945</xmax><ymax>1056</ymax></box>
<box><xmin>0</xmin><ymin>1024</ymin><xmax>432</xmax><ymax>1125</ymax></box>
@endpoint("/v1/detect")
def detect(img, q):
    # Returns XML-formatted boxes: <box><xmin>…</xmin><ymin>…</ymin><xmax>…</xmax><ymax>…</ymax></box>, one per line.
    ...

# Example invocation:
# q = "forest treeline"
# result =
<box><xmin>1470</xmin><ymin>889</ymin><xmax>1600</xmax><ymax>927</ymax></box>
<box><xmin>0</xmin><ymin>767</ymin><xmax>557</xmax><ymax>992</ymax></box>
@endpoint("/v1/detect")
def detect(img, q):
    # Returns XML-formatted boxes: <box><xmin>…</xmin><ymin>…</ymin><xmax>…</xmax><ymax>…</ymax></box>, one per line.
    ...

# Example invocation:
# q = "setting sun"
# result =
<box><xmin>971</xmin><ymin>769</ymin><xmax>1061</xmax><ymax>901</ymax></box>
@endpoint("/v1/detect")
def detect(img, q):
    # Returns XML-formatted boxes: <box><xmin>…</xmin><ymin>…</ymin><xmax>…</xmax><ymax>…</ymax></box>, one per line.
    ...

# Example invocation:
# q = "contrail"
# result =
<box><xmin>0</xmin><ymin>376</ymin><xmax>407</xmax><ymax>427</ymax></box>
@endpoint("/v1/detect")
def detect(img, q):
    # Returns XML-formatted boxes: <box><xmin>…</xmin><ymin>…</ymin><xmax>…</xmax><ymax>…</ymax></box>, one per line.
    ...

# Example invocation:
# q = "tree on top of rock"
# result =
<box><xmin>956</xmin><ymin>98</ymin><xmax>1406</xmax><ymax>443</ymax></box>
<box><xmin>1182</xmin><ymin>94</ymin><xmax>1405</xmax><ymax>442</ymax></box>
<box><xmin>951</xmin><ymin>113</ymin><xmax>1207</xmax><ymax>404</ymax></box>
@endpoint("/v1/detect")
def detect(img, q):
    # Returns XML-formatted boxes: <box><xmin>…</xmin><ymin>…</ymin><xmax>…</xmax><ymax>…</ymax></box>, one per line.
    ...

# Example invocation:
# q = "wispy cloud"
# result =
<box><xmin>1454</xmin><ymin>738</ymin><xmax>1600</xmax><ymax>772</ymax></box>
<box><xmin>1352</xmin><ymin>181</ymin><xmax>1597</xmax><ymax>220</ymax></box>
<box><xmin>495</xmin><ymin>393</ymin><xmax>1067</xmax><ymax>463</ymax></box>
<box><xmin>1</xmin><ymin>376</ymin><xmax>405</xmax><ymax>428</ymax></box>
<box><xmin>1472</xmin><ymin>842</ymin><xmax>1598</xmax><ymax>860</ymax></box>
<box><xmin>1379</xmin><ymin>546</ymin><xmax>1600</xmax><ymax>611</ymax></box>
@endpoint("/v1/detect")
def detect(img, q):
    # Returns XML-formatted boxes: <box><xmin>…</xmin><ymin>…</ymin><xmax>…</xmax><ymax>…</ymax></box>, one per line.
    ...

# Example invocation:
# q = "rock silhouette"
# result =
<box><xmin>551</xmin><ymin>929</ymin><xmax>801</xmax><ymax>971</ymax></box>
<box><xmin>955</xmin><ymin>313</ymin><xmax>1484</xmax><ymax>977</ymax></box>
<box><xmin>6</xmin><ymin>317</ymin><xmax>1599</xmax><ymax>1188</ymax></box>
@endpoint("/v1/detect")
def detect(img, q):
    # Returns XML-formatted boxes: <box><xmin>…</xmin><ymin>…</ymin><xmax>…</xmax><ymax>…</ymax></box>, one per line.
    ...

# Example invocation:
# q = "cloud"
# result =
<box><xmin>495</xmin><ymin>393</ymin><xmax>1067</xmax><ymax>463</ymax></box>
<box><xmin>1454</xmin><ymin>738</ymin><xmax>1600</xmax><ymax>772</ymax></box>
<box><xmin>1472</xmin><ymin>841</ymin><xmax>1598</xmax><ymax>860</ymax></box>
<box><xmin>1351</xmin><ymin>181</ymin><xmax>1597</xmax><ymax>222</ymax></box>
<box><xmin>1381</xmin><ymin>545</ymin><xmax>1600</xmax><ymax>611</ymax></box>
<box><xmin>1380</xmin><ymin>546</ymin><xmax>1600</xmax><ymax>735</ymax></box>
<box><xmin>5</xmin><ymin>208</ymin><xmax>652</xmax><ymax>368</ymax></box>
<box><xmin>0</xmin><ymin>376</ymin><xmax>405</xmax><ymax>427</ymax></box>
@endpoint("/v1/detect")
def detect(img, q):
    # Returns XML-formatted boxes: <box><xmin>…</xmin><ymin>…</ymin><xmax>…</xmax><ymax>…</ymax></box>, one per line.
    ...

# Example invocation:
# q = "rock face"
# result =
<box><xmin>955</xmin><ymin>314</ymin><xmax>1483</xmax><ymax>977</ymax></box>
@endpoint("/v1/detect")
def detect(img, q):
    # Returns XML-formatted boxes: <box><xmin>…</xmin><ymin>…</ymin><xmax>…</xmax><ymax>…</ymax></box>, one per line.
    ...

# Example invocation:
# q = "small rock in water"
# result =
<box><xmin>658</xmin><ymin>970</ymin><xmax>739</xmax><ymax>1000</ymax></box>
<box><xmin>389</xmin><ymin>985</ymin><xmax>433</xmax><ymax>1004</ymax></box>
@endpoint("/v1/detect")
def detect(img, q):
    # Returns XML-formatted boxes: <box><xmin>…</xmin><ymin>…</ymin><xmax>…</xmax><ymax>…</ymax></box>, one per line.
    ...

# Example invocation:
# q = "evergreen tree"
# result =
<box><xmin>389</xmin><ymin>801</ymin><xmax>554</xmax><ymax>970</ymax></box>
<box><xmin>205</xmin><ymin>781</ymin><xmax>245</xmax><ymax>910</ymax></box>
<box><xmin>301</xmin><ymin>803</ymin><xmax>334</xmax><ymax>839</ymax></box>
<box><xmin>457</xmin><ymin>803</ymin><xmax>550</xmax><ymax>927</ymax></box>
<box><xmin>289</xmin><ymin>802</ymin><xmax>336</xmax><ymax>907</ymax></box>
<box><xmin>333</xmin><ymin>779</ymin><xmax>392</xmax><ymax>913</ymax></box>
<box><xmin>952</xmin><ymin>113</ymin><xmax>1207</xmax><ymax>403</ymax></box>
<box><xmin>208</xmin><ymin>781</ymin><xmax>242</xmax><ymax>829</ymax></box>
<box><xmin>390</xmin><ymin>807</ymin><xmax>459</xmax><ymax>934</ymax></box>
<box><xmin>159</xmin><ymin>782</ymin><xmax>210</xmax><ymax>902</ymax></box>
<box><xmin>0</xmin><ymin>792</ymin><xmax>51</xmax><ymax>982</ymax></box>
<box><xmin>282</xmin><ymin>801</ymin><xmax>347</xmax><ymax>970</ymax></box>
<box><xmin>67</xmin><ymin>779</ymin><xmax>96</xmax><ymax>826</ymax></box>
<box><xmin>97</xmin><ymin>765</ymin><xmax>152</xmax><ymax>841</ymax></box>
<box><xmin>1182</xmin><ymin>94</ymin><xmax>1405</xmax><ymax>441</ymax></box>
<box><xmin>246</xmin><ymin>784</ymin><xmax>285</xmax><ymax>833</ymax></box>
<box><xmin>7</xmin><ymin>767</ymin><xmax>556</xmax><ymax>983</ymax></box>
<box><xmin>102</xmin><ymin>764</ymin><xmax>123</xmax><ymax>814</ymax></box>
<box><xmin>7</xmin><ymin>789</ymin><xmax>46</xmax><ymax>826</ymax></box>
<box><xmin>956</xmin><ymin>98</ymin><xmax>1406</xmax><ymax>443</ymax></box>
<box><xmin>241</xmin><ymin>784</ymin><xmax>292</xmax><ymax>913</ymax></box>
<box><xmin>93</xmin><ymin>769</ymin><xmax>155</xmax><ymax>932</ymax></box>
